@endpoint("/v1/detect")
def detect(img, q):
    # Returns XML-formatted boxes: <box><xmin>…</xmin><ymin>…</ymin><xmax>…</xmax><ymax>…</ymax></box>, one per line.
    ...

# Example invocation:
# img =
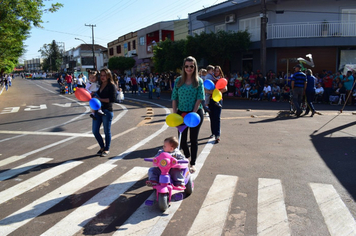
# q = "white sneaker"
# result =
<box><xmin>189</xmin><ymin>165</ymin><xmax>196</xmax><ymax>173</ymax></box>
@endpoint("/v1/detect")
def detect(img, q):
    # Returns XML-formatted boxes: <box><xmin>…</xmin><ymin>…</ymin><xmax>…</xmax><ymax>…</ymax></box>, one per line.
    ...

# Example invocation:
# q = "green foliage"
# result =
<box><xmin>108</xmin><ymin>56</ymin><xmax>136</xmax><ymax>73</ymax></box>
<box><xmin>153</xmin><ymin>30</ymin><xmax>251</xmax><ymax>73</ymax></box>
<box><xmin>152</xmin><ymin>39</ymin><xmax>186</xmax><ymax>73</ymax></box>
<box><xmin>0</xmin><ymin>0</ymin><xmax>63</xmax><ymax>74</ymax></box>
<box><xmin>38</xmin><ymin>40</ymin><xmax>63</xmax><ymax>71</ymax></box>
<box><xmin>186</xmin><ymin>30</ymin><xmax>251</xmax><ymax>66</ymax></box>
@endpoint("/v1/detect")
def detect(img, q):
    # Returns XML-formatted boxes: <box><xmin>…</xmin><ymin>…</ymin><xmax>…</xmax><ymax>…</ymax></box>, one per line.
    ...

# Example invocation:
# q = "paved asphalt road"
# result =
<box><xmin>0</xmin><ymin>76</ymin><xmax>355</xmax><ymax>236</ymax></box>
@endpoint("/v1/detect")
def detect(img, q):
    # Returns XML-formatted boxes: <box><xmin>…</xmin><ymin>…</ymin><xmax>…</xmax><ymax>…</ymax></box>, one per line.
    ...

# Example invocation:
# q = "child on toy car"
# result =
<box><xmin>146</xmin><ymin>136</ymin><xmax>187</xmax><ymax>188</ymax></box>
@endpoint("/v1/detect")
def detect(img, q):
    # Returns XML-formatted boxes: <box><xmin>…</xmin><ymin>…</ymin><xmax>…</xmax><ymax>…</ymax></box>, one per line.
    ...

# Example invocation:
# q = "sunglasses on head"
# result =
<box><xmin>184</xmin><ymin>65</ymin><xmax>195</xmax><ymax>69</ymax></box>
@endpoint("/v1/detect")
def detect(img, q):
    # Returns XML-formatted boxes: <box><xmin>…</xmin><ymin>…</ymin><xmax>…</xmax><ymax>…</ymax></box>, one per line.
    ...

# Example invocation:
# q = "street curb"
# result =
<box><xmin>0</xmin><ymin>85</ymin><xmax>4</xmax><ymax>96</ymax></box>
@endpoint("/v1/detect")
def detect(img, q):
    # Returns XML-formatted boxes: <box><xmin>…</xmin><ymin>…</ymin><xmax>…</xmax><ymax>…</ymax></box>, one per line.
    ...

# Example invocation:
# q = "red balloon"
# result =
<box><xmin>75</xmin><ymin>88</ymin><xmax>92</xmax><ymax>102</ymax></box>
<box><xmin>215</xmin><ymin>78</ymin><xmax>228</xmax><ymax>90</ymax></box>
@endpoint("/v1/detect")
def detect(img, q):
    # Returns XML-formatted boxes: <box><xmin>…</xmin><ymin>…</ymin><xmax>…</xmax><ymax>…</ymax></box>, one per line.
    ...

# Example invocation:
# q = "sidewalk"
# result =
<box><xmin>0</xmin><ymin>85</ymin><xmax>4</xmax><ymax>96</ymax></box>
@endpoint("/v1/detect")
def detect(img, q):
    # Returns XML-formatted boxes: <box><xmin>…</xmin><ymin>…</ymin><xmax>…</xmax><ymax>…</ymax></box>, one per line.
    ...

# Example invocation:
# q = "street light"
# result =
<box><xmin>75</xmin><ymin>37</ymin><xmax>95</xmax><ymax>70</ymax></box>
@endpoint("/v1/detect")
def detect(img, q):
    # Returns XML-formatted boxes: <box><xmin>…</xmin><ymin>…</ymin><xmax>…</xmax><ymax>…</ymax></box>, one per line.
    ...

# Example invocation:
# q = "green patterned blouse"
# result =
<box><xmin>171</xmin><ymin>76</ymin><xmax>205</xmax><ymax>112</ymax></box>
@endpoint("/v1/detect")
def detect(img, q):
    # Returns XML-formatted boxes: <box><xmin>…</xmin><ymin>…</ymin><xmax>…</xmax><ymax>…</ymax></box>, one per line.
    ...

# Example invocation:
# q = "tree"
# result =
<box><xmin>186</xmin><ymin>30</ymin><xmax>251</xmax><ymax>67</ymax></box>
<box><xmin>152</xmin><ymin>39</ymin><xmax>186</xmax><ymax>73</ymax></box>
<box><xmin>38</xmin><ymin>40</ymin><xmax>63</xmax><ymax>72</ymax></box>
<box><xmin>0</xmin><ymin>0</ymin><xmax>63</xmax><ymax>74</ymax></box>
<box><xmin>152</xmin><ymin>30</ymin><xmax>251</xmax><ymax>73</ymax></box>
<box><xmin>108</xmin><ymin>56</ymin><xmax>136</xmax><ymax>74</ymax></box>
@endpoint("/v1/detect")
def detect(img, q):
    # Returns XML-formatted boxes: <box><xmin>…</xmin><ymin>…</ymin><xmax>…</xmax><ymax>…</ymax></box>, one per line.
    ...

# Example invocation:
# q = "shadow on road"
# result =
<box><xmin>310</xmin><ymin>120</ymin><xmax>356</xmax><ymax>200</ymax></box>
<box><xmin>249</xmin><ymin>110</ymin><xmax>296</xmax><ymax>124</ymax></box>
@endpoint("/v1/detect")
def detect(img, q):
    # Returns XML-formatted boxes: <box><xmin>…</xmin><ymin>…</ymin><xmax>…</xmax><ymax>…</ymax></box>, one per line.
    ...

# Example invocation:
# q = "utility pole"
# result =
<box><xmin>260</xmin><ymin>0</ymin><xmax>267</xmax><ymax>76</ymax></box>
<box><xmin>85</xmin><ymin>24</ymin><xmax>96</xmax><ymax>70</ymax></box>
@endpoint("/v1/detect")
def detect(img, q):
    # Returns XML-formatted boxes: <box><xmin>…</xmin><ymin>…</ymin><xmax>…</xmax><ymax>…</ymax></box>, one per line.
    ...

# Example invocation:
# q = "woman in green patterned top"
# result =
<box><xmin>171</xmin><ymin>56</ymin><xmax>205</xmax><ymax>173</ymax></box>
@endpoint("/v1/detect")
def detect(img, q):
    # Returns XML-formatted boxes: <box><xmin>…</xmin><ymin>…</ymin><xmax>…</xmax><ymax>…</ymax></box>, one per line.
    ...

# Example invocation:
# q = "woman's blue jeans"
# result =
<box><xmin>92</xmin><ymin>109</ymin><xmax>113</xmax><ymax>151</ymax></box>
<box><xmin>148</xmin><ymin>84</ymin><xmax>154</xmax><ymax>98</ymax></box>
<box><xmin>67</xmin><ymin>83</ymin><xmax>73</xmax><ymax>93</ymax></box>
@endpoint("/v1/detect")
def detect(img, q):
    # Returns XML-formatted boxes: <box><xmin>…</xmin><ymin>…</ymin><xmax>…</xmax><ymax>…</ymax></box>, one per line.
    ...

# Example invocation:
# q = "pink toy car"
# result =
<box><xmin>144</xmin><ymin>152</ymin><xmax>194</xmax><ymax>212</ymax></box>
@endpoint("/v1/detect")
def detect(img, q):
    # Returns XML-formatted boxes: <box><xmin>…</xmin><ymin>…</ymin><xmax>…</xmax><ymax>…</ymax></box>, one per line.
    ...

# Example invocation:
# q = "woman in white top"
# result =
<box><xmin>76</xmin><ymin>74</ymin><xmax>84</xmax><ymax>88</ymax></box>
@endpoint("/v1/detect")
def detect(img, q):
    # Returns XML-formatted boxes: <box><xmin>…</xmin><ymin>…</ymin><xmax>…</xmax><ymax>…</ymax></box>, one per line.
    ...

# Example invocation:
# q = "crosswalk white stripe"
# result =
<box><xmin>0</xmin><ymin>163</ymin><xmax>117</xmax><ymax>236</ymax></box>
<box><xmin>257</xmin><ymin>178</ymin><xmax>290</xmax><ymax>236</ymax></box>
<box><xmin>187</xmin><ymin>175</ymin><xmax>238</xmax><ymax>236</ymax></box>
<box><xmin>0</xmin><ymin>161</ymin><xmax>82</xmax><ymax>205</ymax></box>
<box><xmin>310</xmin><ymin>183</ymin><xmax>356</xmax><ymax>236</ymax></box>
<box><xmin>0</xmin><ymin>155</ymin><xmax>26</xmax><ymax>167</ymax></box>
<box><xmin>0</xmin><ymin>157</ymin><xmax>53</xmax><ymax>181</ymax></box>
<box><xmin>0</xmin><ymin>130</ymin><xmax>94</xmax><ymax>137</ymax></box>
<box><xmin>114</xmin><ymin>138</ymin><xmax>216</xmax><ymax>236</ymax></box>
<box><xmin>41</xmin><ymin>167</ymin><xmax>148</xmax><ymax>236</ymax></box>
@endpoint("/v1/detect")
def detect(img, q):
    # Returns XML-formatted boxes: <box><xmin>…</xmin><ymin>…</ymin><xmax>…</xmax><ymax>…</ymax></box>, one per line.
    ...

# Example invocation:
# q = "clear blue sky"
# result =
<box><xmin>22</xmin><ymin>0</ymin><xmax>227</xmax><ymax>61</ymax></box>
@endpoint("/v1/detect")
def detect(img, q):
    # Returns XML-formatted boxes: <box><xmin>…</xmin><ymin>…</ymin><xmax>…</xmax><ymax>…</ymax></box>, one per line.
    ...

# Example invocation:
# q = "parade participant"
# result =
<box><xmin>92</xmin><ymin>68</ymin><xmax>117</xmax><ymax>157</ymax></box>
<box><xmin>304</xmin><ymin>69</ymin><xmax>317</xmax><ymax>117</ymax></box>
<box><xmin>86</xmin><ymin>71</ymin><xmax>104</xmax><ymax>119</ymax></box>
<box><xmin>65</xmin><ymin>73</ymin><xmax>73</xmax><ymax>94</ymax></box>
<box><xmin>171</xmin><ymin>56</ymin><xmax>205</xmax><ymax>173</ymax></box>
<box><xmin>291</xmin><ymin>64</ymin><xmax>307</xmax><ymax>117</ymax></box>
<box><xmin>146</xmin><ymin>137</ymin><xmax>187</xmax><ymax>187</ymax></box>
<box><xmin>206</xmin><ymin>65</ymin><xmax>227</xmax><ymax>143</ymax></box>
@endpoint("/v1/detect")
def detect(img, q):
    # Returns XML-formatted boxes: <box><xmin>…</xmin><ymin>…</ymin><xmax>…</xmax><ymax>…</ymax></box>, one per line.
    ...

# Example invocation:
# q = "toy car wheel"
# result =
<box><xmin>158</xmin><ymin>193</ymin><xmax>169</xmax><ymax>212</ymax></box>
<box><xmin>184</xmin><ymin>176</ymin><xmax>194</xmax><ymax>196</ymax></box>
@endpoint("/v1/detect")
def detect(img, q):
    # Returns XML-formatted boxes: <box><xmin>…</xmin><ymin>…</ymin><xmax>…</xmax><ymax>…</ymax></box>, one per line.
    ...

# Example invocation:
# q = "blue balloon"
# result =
<box><xmin>89</xmin><ymin>98</ymin><xmax>101</xmax><ymax>110</ymax></box>
<box><xmin>203</xmin><ymin>79</ymin><xmax>215</xmax><ymax>90</ymax></box>
<box><xmin>183</xmin><ymin>112</ymin><xmax>201</xmax><ymax>128</ymax></box>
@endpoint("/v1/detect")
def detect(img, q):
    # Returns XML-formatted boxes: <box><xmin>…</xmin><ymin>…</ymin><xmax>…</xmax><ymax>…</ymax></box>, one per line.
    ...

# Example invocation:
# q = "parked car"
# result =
<box><xmin>25</xmin><ymin>73</ymin><xmax>32</xmax><ymax>78</ymax></box>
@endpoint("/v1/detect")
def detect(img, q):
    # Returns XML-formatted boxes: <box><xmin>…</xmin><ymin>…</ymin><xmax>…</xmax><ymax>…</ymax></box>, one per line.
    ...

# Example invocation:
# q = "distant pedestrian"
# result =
<box><xmin>291</xmin><ymin>64</ymin><xmax>307</xmax><ymax>117</ymax></box>
<box><xmin>304</xmin><ymin>69</ymin><xmax>317</xmax><ymax>117</ymax></box>
<box><xmin>7</xmin><ymin>74</ymin><xmax>12</xmax><ymax>87</ymax></box>
<box><xmin>65</xmin><ymin>73</ymin><xmax>73</xmax><ymax>94</ymax></box>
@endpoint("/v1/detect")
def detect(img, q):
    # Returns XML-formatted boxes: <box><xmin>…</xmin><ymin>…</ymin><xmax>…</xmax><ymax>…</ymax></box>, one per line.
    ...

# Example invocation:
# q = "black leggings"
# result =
<box><xmin>177</xmin><ymin>109</ymin><xmax>204</xmax><ymax>166</ymax></box>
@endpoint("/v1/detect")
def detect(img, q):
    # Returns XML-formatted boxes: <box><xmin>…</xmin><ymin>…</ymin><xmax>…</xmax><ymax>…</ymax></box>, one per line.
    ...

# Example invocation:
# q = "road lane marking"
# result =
<box><xmin>257</xmin><ymin>178</ymin><xmax>290</xmax><ymax>236</ymax></box>
<box><xmin>114</xmin><ymin>137</ymin><xmax>216</xmax><ymax>235</ymax></box>
<box><xmin>41</xmin><ymin>167</ymin><xmax>148</xmax><ymax>236</ymax></box>
<box><xmin>0</xmin><ymin>155</ymin><xmax>26</xmax><ymax>167</ymax></box>
<box><xmin>87</xmin><ymin>127</ymin><xmax>137</xmax><ymax>150</ymax></box>
<box><xmin>0</xmin><ymin>130</ymin><xmax>94</xmax><ymax>137</ymax></box>
<box><xmin>0</xmin><ymin>157</ymin><xmax>53</xmax><ymax>181</ymax></box>
<box><xmin>187</xmin><ymin>175</ymin><xmax>238</xmax><ymax>236</ymax></box>
<box><xmin>0</xmin><ymin>97</ymin><xmax>171</xmax><ymax>235</ymax></box>
<box><xmin>310</xmin><ymin>183</ymin><xmax>356</xmax><ymax>236</ymax></box>
<box><xmin>0</xmin><ymin>163</ymin><xmax>117</xmax><ymax>236</ymax></box>
<box><xmin>0</xmin><ymin>161</ymin><xmax>82</xmax><ymax>205</ymax></box>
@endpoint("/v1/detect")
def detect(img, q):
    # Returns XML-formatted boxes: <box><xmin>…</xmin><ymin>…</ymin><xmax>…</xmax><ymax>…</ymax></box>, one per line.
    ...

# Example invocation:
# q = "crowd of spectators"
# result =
<box><xmin>116</xmin><ymin>72</ymin><xmax>180</xmax><ymax>96</ymax></box>
<box><xmin>224</xmin><ymin>69</ymin><xmax>356</xmax><ymax>105</ymax></box>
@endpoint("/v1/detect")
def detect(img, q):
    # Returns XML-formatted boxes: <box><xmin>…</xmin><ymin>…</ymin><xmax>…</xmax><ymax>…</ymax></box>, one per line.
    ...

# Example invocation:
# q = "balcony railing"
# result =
<box><xmin>266</xmin><ymin>21</ymin><xmax>356</xmax><ymax>40</ymax></box>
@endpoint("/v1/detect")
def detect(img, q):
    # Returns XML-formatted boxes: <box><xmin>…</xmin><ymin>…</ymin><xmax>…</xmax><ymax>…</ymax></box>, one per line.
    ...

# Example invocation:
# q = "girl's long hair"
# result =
<box><xmin>214</xmin><ymin>65</ymin><xmax>225</xmax><ymax>78</ymax></box>
<box><xmin>100</xmin><ymin>68</ymin><xmax>115</xmax><ymax>84</ymax></box>
<box><xmin>176</xmin><ymin>56</ymin><xmax>199</xmax><ymax>88</ymax></box>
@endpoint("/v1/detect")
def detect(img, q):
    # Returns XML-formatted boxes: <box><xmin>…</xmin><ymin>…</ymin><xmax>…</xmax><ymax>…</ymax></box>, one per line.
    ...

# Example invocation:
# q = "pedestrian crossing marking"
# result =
<box><xmin>310</xmin><ymin>183</ymin><xmax>356</xmax><ymax>236</ymax></box>
<box><xmin>114</xmin><ymin>138</ymin><xmax>216</xmax><ymax>236</ymax></box>
<box><xmin>187</xmin><ymin>175</ymin><xmax>238</xmax><ymax>236</ymax></box>
<box><xmin>41</xmin><ymin>167</ymin><xmax>148</xmax><ymax>236</ymax></box>
<box><xmin>0</xmin><ymin>163</ymin><xmax>117</xmax><ymax>236</ymax></box>
<box><xmin>0</xmin><ymin>155</ymin><xmax>26</xmax><ymax>168</ymax></box>
<box><xmin>0</xmin><ymin>157</ymin><xmax>53</xmax><ymax>181</ymax></box>
<box><xmin>257</xmin><ymin>178</ymin><xmax>290</xmax><ymax>236</ymax></box>
<box><xmin>0</xmin><ymin>161</ymin><xmax>82</xmax><ymax>205</ymax></box>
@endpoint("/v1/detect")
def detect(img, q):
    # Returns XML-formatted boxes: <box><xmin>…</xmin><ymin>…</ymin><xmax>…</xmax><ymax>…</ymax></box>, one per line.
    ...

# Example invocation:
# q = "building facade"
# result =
<box><xmin>24</xmin><ymin>58</ymin><xmax>43</xmax><ymax>72</ymax></box>
<box><xmin>63</xmin><ymin>44</ymin><xmax>107</xmax><ymax>72</ymax></box>
<box><xmin>189</xmin><ymin>0</ymin><xmax>356</xmax><ymax>75</ymax></box>
<box><xmin>107</xmin><ymin>32</ymin><xmax>138</xmax><ymax>59</ymax></box>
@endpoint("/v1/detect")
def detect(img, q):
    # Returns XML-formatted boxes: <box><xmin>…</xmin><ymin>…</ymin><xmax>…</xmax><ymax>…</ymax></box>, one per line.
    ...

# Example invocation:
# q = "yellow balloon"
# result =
<box><xmin>212</xmin><ymin>89</ymin><xmax>222</xmax><ymax>102</ymax></box>
<box><xmin>166</xmin><ymin>113</ymin><xmax>184</xmax><ymax>127</ymax></box>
